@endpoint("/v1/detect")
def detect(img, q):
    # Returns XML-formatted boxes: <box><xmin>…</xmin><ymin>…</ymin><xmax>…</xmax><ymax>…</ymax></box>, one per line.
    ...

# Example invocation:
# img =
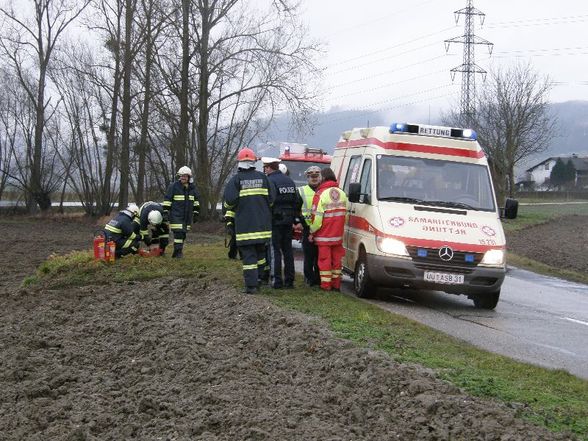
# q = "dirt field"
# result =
<box><xmin>0</xmin><ymin>216</ymin><xmax>580</xmax><ymax>440</ymax></box>
<box><xmin>506</xmin><ymin>214</ymin><xmax>588</xmax><ymax>274</ymax></box>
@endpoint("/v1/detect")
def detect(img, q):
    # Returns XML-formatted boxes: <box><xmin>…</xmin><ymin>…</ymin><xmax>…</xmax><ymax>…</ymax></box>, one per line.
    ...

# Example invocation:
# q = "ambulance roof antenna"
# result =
<box><xmin>444</xmin><ymin>0</ymin><xmax>493</xmax><ymax>122</ymax></box>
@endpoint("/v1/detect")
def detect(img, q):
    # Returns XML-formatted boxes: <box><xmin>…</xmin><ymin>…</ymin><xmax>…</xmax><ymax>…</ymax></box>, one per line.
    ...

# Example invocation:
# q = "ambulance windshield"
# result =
<box><xmin>376</xmin><ymin>155</ymin><xmax>495</xmax><ymax>211</ymax></box>
<box><xmin>282</xmin><ymin>160</ymin><xmax>327</xmax><ymax>187</ymax></box>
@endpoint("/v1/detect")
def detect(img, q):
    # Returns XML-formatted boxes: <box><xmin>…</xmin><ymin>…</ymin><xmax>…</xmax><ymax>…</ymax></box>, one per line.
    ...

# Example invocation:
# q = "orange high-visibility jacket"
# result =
<box><xmin>309</xmin><ymin>180</ymin><xmax>348</xmax><ymax>246</ymax></box>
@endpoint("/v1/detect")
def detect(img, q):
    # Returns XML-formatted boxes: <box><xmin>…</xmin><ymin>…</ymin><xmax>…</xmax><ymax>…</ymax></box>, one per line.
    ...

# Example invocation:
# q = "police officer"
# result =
<box><xmin>104</xmin><ymin>203</ymin><xmax>141</xmax><ymax>258</ymax></box>
<box><xmin>135</xmin><ymin>201</ymin><xmax>169</xmax><ymax>256</ymax></box>
<box><xmin>295</xmin><ymin>165</ymin><xmax>322</xmax><ymax>286</ymax></box>
<box><xmin>163</xmin><ymin>166</ymin><xmax>200</xmax><ymax>258</ymax></box>
<box><xmin>263</xmin><ymin>157</ymin><xmax>298</xmax><ymax>289</ymax></box>
<box><xmin>223</xmin><ymin>148</ymin><xmax>274</xmax><ymax>294</ymax></box>
<box><xmin>309</xmin><ymin>167</ymin><xmax>348</xmax><ymax>291</ymax></box>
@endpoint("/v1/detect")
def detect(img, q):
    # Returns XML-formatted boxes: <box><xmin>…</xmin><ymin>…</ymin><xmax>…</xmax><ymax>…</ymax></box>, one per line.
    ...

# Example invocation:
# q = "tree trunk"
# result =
<box><xmin>102</xmin><ymin>41</ymin><xmax>122</xmax><ymax>216</ymax></box>
<box><xmin>137</xmin><ymin>2</ymin><xmax>154</xmax><ymax>203</ymax></box>
<box><xmin>196</xmin><ymin>3</ymin><xmax>211</xmax><ymax>218</ymax></box>
<box><xmin>176</xmin><ymin>0</ymin><xmax>190</xmax><ymax>169</ymax></box>
<box><xmin>31</xmin><ymin>64</ymin><xmax>49</xmax><ymax>212</ymax></box>
<box><xmin>119</xmin><ymin>0</ymin><xmax>135</xmax><ymax>209</ymax></box>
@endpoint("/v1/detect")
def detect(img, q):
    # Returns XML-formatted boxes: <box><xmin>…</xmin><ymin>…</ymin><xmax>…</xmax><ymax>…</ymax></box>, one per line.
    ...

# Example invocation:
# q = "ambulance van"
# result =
<box><xmin>331</xmin><ymin>123</ymin><xmax>518</xmax><ymax>309</ymax></box>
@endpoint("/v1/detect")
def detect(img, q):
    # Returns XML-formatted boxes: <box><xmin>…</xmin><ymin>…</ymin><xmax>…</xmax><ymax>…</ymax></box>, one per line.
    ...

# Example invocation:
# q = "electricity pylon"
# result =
<box><xmin>444</xmin><ymin>0</ymin><xmax>493</xmax><ymax>118</ymax></box>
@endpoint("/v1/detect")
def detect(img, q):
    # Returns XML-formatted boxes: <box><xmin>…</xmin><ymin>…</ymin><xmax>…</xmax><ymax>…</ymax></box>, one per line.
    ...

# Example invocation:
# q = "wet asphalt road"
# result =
<box><xmin>294</xmin><ymin>250</ymin><xmax>588</xmax><ymax>379</ymax></box>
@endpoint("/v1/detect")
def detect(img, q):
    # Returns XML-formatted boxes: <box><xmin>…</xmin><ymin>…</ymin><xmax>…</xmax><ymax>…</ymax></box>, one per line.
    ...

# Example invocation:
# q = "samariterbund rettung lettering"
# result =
<box><xmin>330</xmin><ymin>122</ymin><xmax>518</xmax><ymax>310</ymax></box>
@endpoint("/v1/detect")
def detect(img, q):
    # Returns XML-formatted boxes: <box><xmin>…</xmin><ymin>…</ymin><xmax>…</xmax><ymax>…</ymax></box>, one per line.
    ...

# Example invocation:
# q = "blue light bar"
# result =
<box><xmin>389</xmin><ymin>122</ymin><xmax>478</xmax><ymax>140</ymax></box>
<box><xmin>389</xmin><ymin>122</ymin><xmax>408</xmax><ymax>133</ymax></box>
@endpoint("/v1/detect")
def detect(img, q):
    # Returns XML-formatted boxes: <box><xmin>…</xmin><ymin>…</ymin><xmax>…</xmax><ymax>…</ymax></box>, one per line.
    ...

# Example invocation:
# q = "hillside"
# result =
<box><xmin>255</xmin><ymin>101</ymin><xmax>588</xmax><ymax>168</ymax></box>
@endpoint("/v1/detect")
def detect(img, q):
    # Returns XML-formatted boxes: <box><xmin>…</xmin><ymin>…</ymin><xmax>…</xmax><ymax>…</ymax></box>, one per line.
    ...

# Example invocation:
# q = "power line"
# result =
<box><xmin>325</xmin><ymin>26</ymin><xmax>454</xmax><ymax>69</ymax></box>
<box><xmin>323</xmin><ymin>83</ymin><xmax>457</xmax><ymax>118</ymax></box>
<box><xmin>325</xmin><ymin>54</ymin><xmax>450</xmax><ymax>90</ymax></box>
<box><xmin>327</xmin><ymin>40</ymin><xmax>446</xmax><ymax>76</ymax></box>
<box><xmin>322</xmin><ymin>91</ymin><xmax>456</xmax><ymax>125</ymax></box>
<box><xmin>319</xmin><ymin>0</ymin><xmax>437</xmax><ymax>39</ymax></box>
<box><xmin>335</xmin><ymin>67</ymin><xmax>451</xmax><ymax>99</ymax></box>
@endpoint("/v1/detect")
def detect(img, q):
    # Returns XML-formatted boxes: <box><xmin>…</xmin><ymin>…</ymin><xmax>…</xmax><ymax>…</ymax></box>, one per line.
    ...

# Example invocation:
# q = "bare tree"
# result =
<box><xmin>0</xmin><ymin>0</ymin><xmax>90</xmax><ymax>211</ymax></box>
<box><xmin>444</xmin><ymin>63</ymin><xmax>555</xmax><ymax>203</ymax></box>
<box><xmin>192</xmin><ymin>0</ymin><xmax>320</xmax><ymax>216</ymax></box>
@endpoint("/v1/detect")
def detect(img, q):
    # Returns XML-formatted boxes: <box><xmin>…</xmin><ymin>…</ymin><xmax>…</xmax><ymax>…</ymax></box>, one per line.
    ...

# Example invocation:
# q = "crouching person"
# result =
<box><xmin>136</xmin><ymin>201</ymin><xmax>169</xmax><ymax>256</ymax></box>
<box><xmin>104</xmin><ymin>203</ymin><xmax>141</xmax><ymax>258</ymax></box>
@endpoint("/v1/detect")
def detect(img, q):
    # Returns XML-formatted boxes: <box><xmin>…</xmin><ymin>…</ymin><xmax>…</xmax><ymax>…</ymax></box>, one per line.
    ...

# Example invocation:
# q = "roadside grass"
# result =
<box><xmin>507</xmin><ymin>252</ymin><xmax>588</xmax><ymax>286</ymax></box>
<box><xmin>502</xmin><ymin>201</ymin><xmax>588</xmax><ymax>233</ymax></box>
<box><xmin>26</xmin><ymin>241</ymin><xmax>588</xmax><ymax>439</ymax></box>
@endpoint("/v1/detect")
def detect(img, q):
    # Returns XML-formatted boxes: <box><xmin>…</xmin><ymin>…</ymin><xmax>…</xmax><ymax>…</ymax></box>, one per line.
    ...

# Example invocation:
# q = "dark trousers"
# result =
<box><xmin>270</xmin><ymin>225</ymin><xmax>295</xmax><ymax>288</ymax></box>
<box><xmin>239</xmin><ymin>243</ymin><xmax>268</xmax><ymax>289</ymax></box>
<box><xmin>302</xmin><ymin>229</ymin><xmax>320</xmax><ymax>286</ymax></box>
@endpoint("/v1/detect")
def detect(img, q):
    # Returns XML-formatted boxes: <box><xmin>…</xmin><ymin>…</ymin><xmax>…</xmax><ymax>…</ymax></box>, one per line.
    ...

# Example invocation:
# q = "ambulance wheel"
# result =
<box><xmin>473</xmin><ymin>290</ymin><xmax>500</xmax><ymax>310</ymax></box>
<box><xmin>354</xmin><ymin>251</ymin><xmax>376</xmax><ymax>299</ymax></box>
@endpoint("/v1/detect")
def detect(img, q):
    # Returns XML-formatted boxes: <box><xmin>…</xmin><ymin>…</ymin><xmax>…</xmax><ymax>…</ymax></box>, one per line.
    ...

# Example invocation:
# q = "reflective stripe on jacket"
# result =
<box><xmin>105</xmin><ymin>210</ymin><xmax>139</xmax><ymax>251</ymax></box>
<box><xmin>309</xmin><ymin>180</ymin><xmax>348</xmax><ymax>246</ymax></box>
<box><xmin>163</xmin><ymin>180</ymin><xmax>200</xmax><ymax>230</ymax></box>
<box><xmin>223</xmin><ymin>168</ymin><xmax>275</xmax><ymax>246</ymax></box>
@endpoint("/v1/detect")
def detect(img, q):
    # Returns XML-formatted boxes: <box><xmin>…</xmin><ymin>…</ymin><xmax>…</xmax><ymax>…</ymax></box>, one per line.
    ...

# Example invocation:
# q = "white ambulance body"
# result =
<box><xmin>331</xmin><ymin>123</ymin><xmax>518</xmax><ymax>309</ymax></box>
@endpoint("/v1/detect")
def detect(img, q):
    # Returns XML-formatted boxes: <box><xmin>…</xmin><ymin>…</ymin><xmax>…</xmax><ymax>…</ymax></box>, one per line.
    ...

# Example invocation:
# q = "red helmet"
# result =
<box><xmin>237</xmin><ymin>147</ymin><xmax>256</xmax><ymax>162</ymax></box>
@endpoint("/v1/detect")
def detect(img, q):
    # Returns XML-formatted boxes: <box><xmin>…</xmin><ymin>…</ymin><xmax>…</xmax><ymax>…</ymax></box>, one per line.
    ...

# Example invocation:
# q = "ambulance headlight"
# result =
<box><xmin>480</xmin><ymin>249</ymin><xmax>505</xmax><ymax>266</ymax></box>
<box><xmin>376</xmin><ymin>237</ymin><xmax>409</xmax><ymax>256</ymax></box>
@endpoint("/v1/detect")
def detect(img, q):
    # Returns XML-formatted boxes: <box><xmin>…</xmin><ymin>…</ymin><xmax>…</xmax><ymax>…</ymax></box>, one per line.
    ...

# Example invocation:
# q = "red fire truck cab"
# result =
<box><xmin>278</xmin><ymin>142</ymin><xmax>331</xmax><ymax>186</ymax></box>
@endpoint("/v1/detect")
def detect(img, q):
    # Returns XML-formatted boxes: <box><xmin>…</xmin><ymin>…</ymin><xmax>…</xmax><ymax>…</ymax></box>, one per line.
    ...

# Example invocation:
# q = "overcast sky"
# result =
<box><xmin>301</xmin><ymin>0</ymin><xmax>588</xmax><ymax>118</ymax></box>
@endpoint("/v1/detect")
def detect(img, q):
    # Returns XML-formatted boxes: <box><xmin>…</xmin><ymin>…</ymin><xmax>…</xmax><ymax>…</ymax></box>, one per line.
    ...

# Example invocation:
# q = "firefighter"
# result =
<box><xmin>135</xmin><ymin>201</ymin><xmax>169</xmax><ymax>256</ymax></box>
<box><xmin>162</xmin><ymin>166</ymin><xmax>200</xmax><ymax>258</ymax></box>
<box><xmin>223</xmin><ymin>147</ymin><xmax>274</xmax><ymax>294</ymax></box>
<box><xmin>294</xmin><ymin>165</ymin><xmax>322</xmax><ymax>287</ymax></box>
<box><xmin>308</xmin><ymin>167</ymin><xmax>348</xmax><ymax>291</ymax></box>
<box><xmin>263</xmin><ymin>157</ymin><xmax>298</xmax><ymax>289</ymax></box>
<box><xmin>104</xmin><ymin>203</ymin><xmax>141</xmax><ymax>258</ymax></box>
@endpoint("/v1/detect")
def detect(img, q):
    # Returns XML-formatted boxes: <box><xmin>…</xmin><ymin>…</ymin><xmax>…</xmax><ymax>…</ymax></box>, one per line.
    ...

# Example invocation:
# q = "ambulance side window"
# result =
<box><xmin>343</xmin><ymin>156</ymin><xmax>362</xmax><ymax>193</ymax></box>
<box><xmin>359</xmin><ymin>159</ymin><xmax>372</xmax><ymax>204</ymax></box>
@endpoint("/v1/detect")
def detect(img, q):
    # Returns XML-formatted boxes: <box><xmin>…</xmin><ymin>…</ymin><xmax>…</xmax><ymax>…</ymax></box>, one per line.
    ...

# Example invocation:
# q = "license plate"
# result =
<box><xmin>424</xmin><ymin>271</ymin><xmax>464</xmax><ymax>284</ymax></box>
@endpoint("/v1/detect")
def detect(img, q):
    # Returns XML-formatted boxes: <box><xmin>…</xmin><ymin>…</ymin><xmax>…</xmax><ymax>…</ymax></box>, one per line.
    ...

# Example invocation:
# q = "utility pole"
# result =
<box><xmin>444</xmin><ymin>0</ymin><xmax>493</xmax><ymax>119</ymax></box>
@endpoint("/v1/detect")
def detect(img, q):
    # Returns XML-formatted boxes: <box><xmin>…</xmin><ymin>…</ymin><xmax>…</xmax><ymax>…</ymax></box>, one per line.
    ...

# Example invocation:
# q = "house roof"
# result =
<box><xmin>526</xmin><ymin>154</ymin><xmax>588</xmax><ymax>172</ymax></box>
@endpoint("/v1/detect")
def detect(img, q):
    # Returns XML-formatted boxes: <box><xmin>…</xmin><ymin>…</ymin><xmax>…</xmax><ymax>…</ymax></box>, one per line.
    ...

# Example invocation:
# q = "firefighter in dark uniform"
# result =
<box><xmin>135</xmin><ymin>201</ymin><xmax>169</xmax><ymax>256</ymax></box>
<box><xmin>104</xmin><ymin>203</ymin><xmax>141</xmax><ymax>258</ymax></box>
<box><xmin>263</xmin><ymin>157</ymin><xmax>298</xmax><ymax>289</ymax></box>
<box><xmin>162</xmin><ymin>166</ymin><xmax>200</xmax><ymax>258</ymax></box>
<box><xmin>223</xmin><ymin>147</ymin><xmax>275</xmax><ymax>294</ymax></box>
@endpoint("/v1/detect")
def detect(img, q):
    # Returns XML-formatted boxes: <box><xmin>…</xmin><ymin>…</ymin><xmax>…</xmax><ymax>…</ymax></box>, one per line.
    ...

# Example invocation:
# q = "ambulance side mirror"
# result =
<box><xmin>348</xmin><ymin>183</ymin><xmax>361</xmax><ymax>203</ymax></box>
<box><xmin>502</xmin><ymin>198</ymin><xmax>518</xmax><ymax>219</ymax></box>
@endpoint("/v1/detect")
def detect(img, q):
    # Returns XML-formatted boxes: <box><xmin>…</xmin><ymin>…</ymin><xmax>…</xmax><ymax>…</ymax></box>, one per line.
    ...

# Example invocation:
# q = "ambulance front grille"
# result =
<box><xmin>406</xmin><ymin>246</ymin><xmax>483</xmax><ymax>268</ymax></box>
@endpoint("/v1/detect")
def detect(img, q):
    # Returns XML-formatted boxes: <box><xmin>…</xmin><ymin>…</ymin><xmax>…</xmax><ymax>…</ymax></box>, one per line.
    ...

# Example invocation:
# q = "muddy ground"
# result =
<box><xmin>505</xmin><ymin>214</ymin><xmax>588</xmax><ymax>274</ymax></box>
<box><xmin>0</xmin><ymin>216</ymin><xmax>582</xmax><ymax>440</ymax></box>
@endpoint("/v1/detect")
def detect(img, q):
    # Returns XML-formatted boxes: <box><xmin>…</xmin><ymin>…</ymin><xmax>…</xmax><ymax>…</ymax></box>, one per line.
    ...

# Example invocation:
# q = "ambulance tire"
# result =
<box><xmin>354</xmin><ymin>250</ymin><xmax>376</xmax><ymax>299</ymax></box>
<box><xmin>473</xmin><ymin>290</ymin><xmax>500</xmax><ymax>310</ymax></box>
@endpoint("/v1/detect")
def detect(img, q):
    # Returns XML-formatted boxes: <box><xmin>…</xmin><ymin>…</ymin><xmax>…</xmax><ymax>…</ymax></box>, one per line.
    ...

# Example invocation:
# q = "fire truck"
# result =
<box><xmin>278</xmin><ymin>142</ymin><xmax>331</xmax><ymax>186</ymax></box>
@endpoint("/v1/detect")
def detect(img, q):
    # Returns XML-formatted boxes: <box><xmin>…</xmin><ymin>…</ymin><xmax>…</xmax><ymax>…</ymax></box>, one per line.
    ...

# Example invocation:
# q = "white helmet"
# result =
<box><xmin>148</xmin><ymin>210</ymin><xmax>163</xmax><ymax>226</ymax></box>
<box><xmin>279</xmin><ymin>163</ymin><xmax>288</xmax><ymax>174</ymax></box>
<box><xmin>126</xmin><ymin>203</ymin><xmax>139</xmax><ymax>216</ymax></box>
<box><xmin>177</xmin><ymin>166</ymin><xmax>192</xmax><ymax>176</ymax></box>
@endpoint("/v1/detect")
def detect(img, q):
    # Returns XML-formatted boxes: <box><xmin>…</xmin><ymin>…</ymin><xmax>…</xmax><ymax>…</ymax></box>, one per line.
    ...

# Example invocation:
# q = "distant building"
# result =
<box><xmin>517</xmin><ymin>154</ymin><xmax>588</xmax><ymax>190</ymax></box>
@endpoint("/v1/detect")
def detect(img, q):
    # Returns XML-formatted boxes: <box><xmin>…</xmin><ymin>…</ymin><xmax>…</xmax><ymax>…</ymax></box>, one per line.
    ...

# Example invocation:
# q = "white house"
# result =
<box><xmin>518</xmin><ymin>154</ymin><xmax>588</xmax><ymax>190</ymax></box>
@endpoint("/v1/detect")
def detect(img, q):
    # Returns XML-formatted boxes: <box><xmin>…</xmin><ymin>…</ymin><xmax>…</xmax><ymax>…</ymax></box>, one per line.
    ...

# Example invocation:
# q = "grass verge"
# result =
<box><xmin>26</xmin><ymin>242</ymin><xmax>588</xmax><ymax>439</ymax></box>
<box><xmin>502</xmin><ymin>201</ymin><xmax>588</xmax><ymax>233</ymax></box>
<box><xmin>507</xmin><ymin>252</ymin><xmax>588</xmax><ymax>286</ymax></box>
